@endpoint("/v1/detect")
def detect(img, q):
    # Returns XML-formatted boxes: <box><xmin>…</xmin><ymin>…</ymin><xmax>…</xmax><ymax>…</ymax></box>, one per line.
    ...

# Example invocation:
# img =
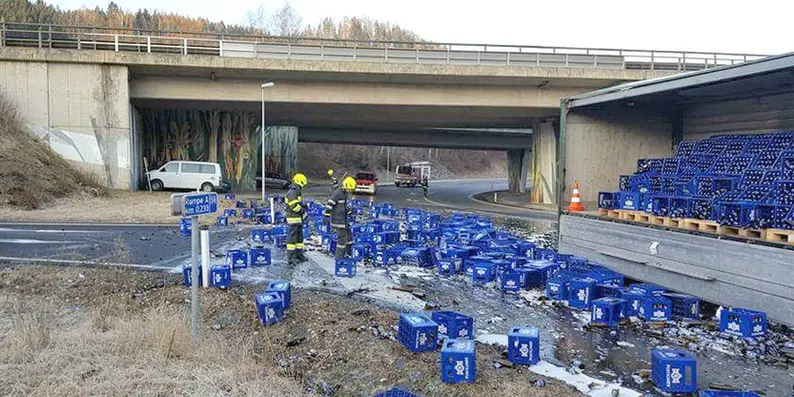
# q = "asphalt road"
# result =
<box><xmin>0</xmin><ymin>179</ymin><xmax>554</xmax><ymax>266</ymax></box>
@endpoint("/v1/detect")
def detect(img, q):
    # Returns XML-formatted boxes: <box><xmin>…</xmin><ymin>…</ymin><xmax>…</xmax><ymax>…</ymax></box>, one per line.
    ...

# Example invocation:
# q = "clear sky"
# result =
<box><xmin>51</xmin><ymin>0</ymin><xmax>791</xmax><ymax>55</ymax></box>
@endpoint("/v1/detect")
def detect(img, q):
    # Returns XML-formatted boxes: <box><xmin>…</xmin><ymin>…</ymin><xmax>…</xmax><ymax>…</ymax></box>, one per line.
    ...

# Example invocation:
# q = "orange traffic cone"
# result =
<box><xmin>567</xmin><ymin>180</ymin><xmax>586</xmax><ymax>212</ymax></box>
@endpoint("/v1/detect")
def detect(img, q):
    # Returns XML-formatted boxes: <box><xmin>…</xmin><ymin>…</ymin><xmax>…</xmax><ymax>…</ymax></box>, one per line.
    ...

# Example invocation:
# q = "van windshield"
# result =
<box><xmin>396</xmin><ymin>166</ymin><xmax>412</xmax><ymax>174</ymax></box>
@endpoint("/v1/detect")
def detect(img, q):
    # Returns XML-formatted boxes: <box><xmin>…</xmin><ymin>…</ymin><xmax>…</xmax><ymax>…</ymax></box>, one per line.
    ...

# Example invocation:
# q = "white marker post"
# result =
<box><xmin>269</xmin><ymin>196</ymin><xmax>276</xmax><ymax>224</ymax></box>
<box><xmin>201</xmin><ymin>229</ymin><xmax>210</xmax><ymax>288</ymax></box>
<box><xmin>173</xmin><ymin>192</ymin><xmax>218</xmax><ymax>338</ymax></box>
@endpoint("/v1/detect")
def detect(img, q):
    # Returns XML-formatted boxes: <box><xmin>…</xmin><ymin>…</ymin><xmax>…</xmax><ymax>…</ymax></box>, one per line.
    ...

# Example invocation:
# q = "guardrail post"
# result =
<box><xmin>76</xmin><ymin>32</ymin><xmax>81</xmax><ymax>50</ymax></box>
<box><xmin>288</xmin><ymin>43</ymin><xmax>292</xmax><ymax>59</ymax></box>
<box><xmin>146</xmin><ymin>36</ymin><xmax>151</xmax><ymax>53</ymax></box>
<box><xmin>565</xmin><ymin>54</ymin><xmax>569</xmax><ymax>67</ymax></box>
<box><xmin>38</xmin><ymin>30</ymin><xmax>42</xmax><ymax>48</ymax></box>
<box><xmin>650</xmin><ymin>51</ymin><xmax>654</xmax><ymax>71</ymax></box>
<box><xmin>183</xmin><ymin>38</ymin><xmax>188</xmax><ymax>55</ymax></box>
<box><xmin>321</xmin><ymin>44</ymin><xmax>324</xmax><ymax>59</ymax></box>
<box><xmin>713</xmin><ymin>53</ymin><xmax>717</xmax><ymax>66</ymax></box>
<box><xmin>415</xmin><ymin>48</ymin><xmax>419</xmax><ymax>64</ymax></box>
<box><xmin>477</xmin><ymin>51</ymin><xmax>481</xmax><ymax>65</ymax></box>
<box><xmin>682</xmin><ymin>53</ymin><xmax>686</xmax><ymax>71</ymax></box>
<box><xmin>353</xmin><ymin>45</ymin><xmax>357</xmax><ymax>60</ymax></box>
<box><xmin>114</xmin><ymin>35</ymin><xmax>119</xmax><ymax>52</ymax></box>
<box><xmin>536</xmin><ymin>53</ymin><xmax>540</xmax><ymax>67</ymax></box>
<box><xmin>446</xmin><ymin>47</ymin><xmax>450</xmax><ymax>64</ymax></box>
<box><xmin>219</xmin><ymin>40</ymin><xmax>224</xmax><ymax>56</ymax></box>
<box><xmin>506</xmin><ymin>51</ymin><xmax>510</xmax><ymax>66</ymax></box>
<box><xmin>593</xmin><ymin>54</ymin><xmax>598</xmax><ymax>68</ymax></box>
<box><xmin>48</xmin><ymin>25</ymin><xmax>52</xmax><ymax>48</ymax></box>
<box><xmin>0</xmin><ymin>23</ymin><xmax>4</xmax><ymax>47</ymax></box>
<box><xmin>385</xmin><ymin>47</ymin><xmax>389</xmax><ymax>62</ymax></box>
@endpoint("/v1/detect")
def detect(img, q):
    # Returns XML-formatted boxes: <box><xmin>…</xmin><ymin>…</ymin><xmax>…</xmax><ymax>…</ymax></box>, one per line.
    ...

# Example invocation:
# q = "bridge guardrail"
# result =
<box><xmin>0</xmin><ymin>22</ymin><xmax>768</xmax><ymax>71</ymax></box>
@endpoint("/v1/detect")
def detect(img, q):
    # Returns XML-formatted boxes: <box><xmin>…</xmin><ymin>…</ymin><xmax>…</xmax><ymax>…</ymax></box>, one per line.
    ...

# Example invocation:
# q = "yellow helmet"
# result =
<box><xmin>292</xmin><ymin>173</ymin><xmax>308</xmax><ymax>187</ymax></box>
<box><xmin>327</xmin><ymin>169</ymin><xmax>334</xmax><ymax>176</ymax></box>
<box><xmin>342</xmin><ymin>176</ymin><xmax>356</xmax><ymax>191</ymax></box>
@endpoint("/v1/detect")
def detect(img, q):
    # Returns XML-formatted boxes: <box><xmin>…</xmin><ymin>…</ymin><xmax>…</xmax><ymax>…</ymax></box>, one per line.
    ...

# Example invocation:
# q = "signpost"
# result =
<box><xmin>172</xmin><ymin>192</ymin><xmax>218</xmax><ymax>337</ymax></box>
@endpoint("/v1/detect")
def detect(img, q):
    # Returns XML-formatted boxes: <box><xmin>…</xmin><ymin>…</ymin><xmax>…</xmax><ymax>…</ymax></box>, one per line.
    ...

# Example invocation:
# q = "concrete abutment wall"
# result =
<box><xmin>0</xmin><ymin>60</ymin><xmax>132</xmax><ymax>189</ymax></box>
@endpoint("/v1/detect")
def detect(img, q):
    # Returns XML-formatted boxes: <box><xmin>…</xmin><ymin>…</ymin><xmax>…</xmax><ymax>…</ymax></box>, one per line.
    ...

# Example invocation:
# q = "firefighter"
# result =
<box><xmin>327</xmin><ymin>169</ymin><xmax>339</xmax><ymax>189</ymax></box>
<box><xmin>421</xmin><ymin>175</ymin><xmax>429</xmax><ymax>198</ymax></box>
<box><xmin>325</xmin><ymin>176</ymin><xmax>356</xmax><ymax>258</ymax></box>
<box><xmin>285</xmin><ymin>173</ymin><xmax>308</xmax><ymax>265</ymax></box>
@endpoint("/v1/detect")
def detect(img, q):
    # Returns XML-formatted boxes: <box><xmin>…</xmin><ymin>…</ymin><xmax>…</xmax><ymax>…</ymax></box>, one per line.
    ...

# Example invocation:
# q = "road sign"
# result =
<box><xmin>182</xmin><ymin>193</ymin><xmax>218</xmax><ymax>217</ymax></box>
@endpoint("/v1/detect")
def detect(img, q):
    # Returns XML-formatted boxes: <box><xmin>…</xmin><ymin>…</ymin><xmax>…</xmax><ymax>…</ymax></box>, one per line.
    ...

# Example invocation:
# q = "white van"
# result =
<box><xmin>147</xmin><ymin>161</ymin><xmax>224</xmax><ymax>192</ymax></box>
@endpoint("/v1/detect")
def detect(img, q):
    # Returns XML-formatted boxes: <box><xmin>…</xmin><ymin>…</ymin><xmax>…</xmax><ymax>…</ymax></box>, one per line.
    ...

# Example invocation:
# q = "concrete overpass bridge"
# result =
<box><xmin>0</xmin><ymin>23</ymin><xmax>766</xmax><ymax>196</ymax></box>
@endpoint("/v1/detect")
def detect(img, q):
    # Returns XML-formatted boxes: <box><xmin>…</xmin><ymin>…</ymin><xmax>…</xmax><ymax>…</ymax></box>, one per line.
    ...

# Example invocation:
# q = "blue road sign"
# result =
<box><xmin>182</xmin><ymin>193</ymin><xmax>218</xmax><ymax>216</ymax></box>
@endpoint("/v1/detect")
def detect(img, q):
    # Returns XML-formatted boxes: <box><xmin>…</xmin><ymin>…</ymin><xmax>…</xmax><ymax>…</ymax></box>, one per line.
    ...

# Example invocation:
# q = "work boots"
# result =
<box><xmin>287</xmin><ymin>250</ymin><xmax>298</xmax><ymax>266</ymax></box>
<box><xmin>296</xmin><ymin>250</ymin><xmax>308</xmax><ymax>263</ymax></box>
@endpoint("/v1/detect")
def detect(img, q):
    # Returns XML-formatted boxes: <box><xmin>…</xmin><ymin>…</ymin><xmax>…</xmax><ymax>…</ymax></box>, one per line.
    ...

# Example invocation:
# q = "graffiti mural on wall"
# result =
<box><xmin>138</xmin><ymin>109</ymin><xmax>297</xmax><ymax>190</ymax></box>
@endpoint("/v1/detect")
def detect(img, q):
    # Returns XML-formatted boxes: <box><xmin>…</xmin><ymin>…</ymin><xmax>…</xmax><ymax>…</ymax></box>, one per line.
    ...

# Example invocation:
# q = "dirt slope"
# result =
<box><xmin>0</xmin><ymin>91</ymin><xmax>105</xmax><ymax>209</ymax></box>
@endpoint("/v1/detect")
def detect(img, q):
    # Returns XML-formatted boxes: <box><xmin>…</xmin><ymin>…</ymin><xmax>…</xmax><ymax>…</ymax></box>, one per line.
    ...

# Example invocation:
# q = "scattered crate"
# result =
<box><xmin>249</xmin><ymin>248</ymin><xmax>272</xmax><ymax>266</ymax></box>
<box><xmin>568</xmin><ymin>278</ymin><xmax>596</xmax><ymax>310</ymax></box>
<box><xmin>591</xmin><ymin>297</ymin><xmax>625</xmax><ymax>327</ymax></box>
<box><xmin>507</xmin><ymin>326</ymin><xmax>540</xmax><ymax>365</ymax></box>
<box><xmin>720</xmin><ymin>308</ymin><xmax>767</xmax><ymax>338</ymax></box>
<box><xmin>335</xmin><ymin>258</ymin><xmax>357</xmax><ymax>277</ymax></box>
<box><xmin>639</xmin><ymin>296</ymin><xmax>672</xmax><ymax>322</ymax></box>
<box><xmin>432</xmin><ymin>311</ymin><xmax>474</xmax><ymax>340</ymax></box>
<box><xmin>254</xmin><ymin>292</ymin><xmax>284</xmax><ymax>325</ymax></box>
<box><xmin>651</xmin><ymin>349</ymin><xmax>698</xmax><ymax>393</ymax></box>
<box><xmin>210</xmin><ymin>265</ymin><xmax>231</xmax><ymax>288</ymax></box>
<box><xmin>226</xmin><ymin>249</ymin><xmax>249</xmax><ymax>270</ymax></box>
<box><xmin>662</xmin><ymin>292</ymin><xmax>700</xmax><ymax>319</ymax></box>
<box><xmin>398</xmin><ymin>313</ymin><xmax>438</xmax><ymax>353</ymax></box>
<box><xmin>545</xmin><ymin>275</ymin><xmax>571</xmax><ymax>300</ymax></box>
<box><xmin>440</xmin><ymin>339</ymin><xmax>476</xmax><ymax>383</ymax></box>
<box><xmin>182</xmin><ymin>264</ymin><xmax>202</xmax><ymax>287</ymax></box>
<box><xmin>266</xmin><ymin>280</ymin><xmax>291</xmax><ymax>309</ymax></box>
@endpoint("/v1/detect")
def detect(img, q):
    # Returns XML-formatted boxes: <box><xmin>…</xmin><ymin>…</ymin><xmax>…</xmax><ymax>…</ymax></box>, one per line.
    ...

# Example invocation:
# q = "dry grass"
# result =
<box><xmin>0</xmin><ymin>190</ymin><xmax>175</xmax><ymax>223</ymax></box>
<box><xmin>0</xmin><ymin>266</ymin><xmax>584</xmax><ymax>397</ymax></box>
<box><xmin>0</xmin><ymin>90</ymin><xmax>106</xmax><ymax>210</ymax></box>
<box><xmin>0</xmin><ymin>296</ymin><xmax>306</xmax><ymax>397</ymax></box>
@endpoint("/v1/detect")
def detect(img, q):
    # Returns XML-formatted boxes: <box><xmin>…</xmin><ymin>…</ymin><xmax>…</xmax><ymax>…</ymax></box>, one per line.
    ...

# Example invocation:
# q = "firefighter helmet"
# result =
<box><xmin>327</xmin><ymin>169</ymin><xmax>334</xmax><ymax>176</ymax></box>
<box><xmin>342</xmin><ymin>176</ymin><xmax>356</xmax><ymax>191</ymax></box>
<box><xmin>292</xmin><ymin>173</ymin><xmax>308</xmax><ymax>187</ymax></box>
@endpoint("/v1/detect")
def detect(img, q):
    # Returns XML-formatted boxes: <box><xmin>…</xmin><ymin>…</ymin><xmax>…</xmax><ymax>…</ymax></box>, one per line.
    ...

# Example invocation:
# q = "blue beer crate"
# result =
<box><xmin>591</xmin><ymin>297</ymin><xmax>625</xmax><ymax>327</ymax></box>
<box><xmin>568</xmin><ymin>278</ymin><xmax>596</xmax><ymax>310</ymax></box>
<box><xmin>223</xmin><ymin>193</ymin><xmax>236</xmax><ymax>200</ymax></box>
<box><xmin>432</xmin><ymin>311</ymin><xmax>474</xmax><ymax>340</ymax></box>
<box><xmin>554</xmin><ymin>253</ymin><xmax>572</xmax><ymax>269</ymax></box>
<box><xmin>618</xmin><ymin>175</ymin><xmax>632</xmax><ymax>191</ymax></box>
<box><xmin>651</xmin><ymin>349</ymin><xmax>697</xmax><ymax>393</ymax></box>
<box><xmin>374</xmin><ymin>248</ymin><xmax>398</xmax><ymax>266</ymax></box>
<box><xmin>662</xmin><ymin>292</ymin><xmax>700</xmax><ymax>319</ymax></box>
<box><xmin>374</xmin><ymin>231</ymin><xmax>400</xmax><ymax>245</ymax></box>
<box><xmin>373</xmin><ymin>388</ymin><xmax>422</xmax><ymax>397</ymax></box>
<box><xmin>351</xmin><ymin>224</ymin><xmax>368</xmax><ymax>236</ymax></box>
<box><xmin>774</xmin><ymin>179</ymin><xmax>794</xmax><ymax>206</ymax></box>
<box><xmin>677</xmin><ymin>141</ymin><xmax>696</xmax><ymax>157</ymax></box>
<box><xmin>630</xmin><ymin>283</ymin><xmax>665</xmax><ymax>296</ymax></box>
<box><xmin>688</xmin><ymin>197</ymin><xmax>713</xmax><ymax>219</ymax></box>
<box><xmin>440</xmin><ymin>339</ymin><xmax>476</xmax><ymax>383</ymax></box>
<box><xmin>670</xmin><ymin>196</ymin><xmax>689</xmax><ymax>218</ymax></box>
<box><xmin>235</xmin><ymin>200</ymin><xmax>248</xmax><ymax>208</ymax></box>
<box><xmin>618</xmin><ymin>191</ymin><xmax>642</xmax><ymax>210</ymax></box>
<box><xmin>179</xmin><ymin>217</ymin><xmax>192</xmax><ymax>236</ymax></box>
<box><xmin>210</xmin><ymin>265</ymin><xmax>231</xmax><ymax>288</ymax></box>
<box><xmin>546</xmin><ymin>275</ymin><xmax>570</xmax><ymax>300</ymax></box>
<box><xmin>335</xmin><ymin>258</ymin><xmax>357</xmax><ymax>278</ymax></box>
<box><xmin>225</xmin><ymin>249</ymin><xmax>248</xmax><ymax>270</ymax></box>
<box><xmin>436</xmin><ymin>256</ymin><xmax>463</xmax><ymax>276</ymax></box>
<box><xmin>224</xmin><ymin>209</ymin><xmax>238</xmax><ymax>217</ymax></box>
<box><xmin>254</xmin><ymin>292</ymin><xmax>284</xmax><ymax>325</ymax></box>
<box><xmin>216</xmin><ymin>216</ymin><xmax>229</xmax><ymax>226</ymax></box>
<box><xmin>618</xmin><ymin>289</ymin><xmax>644</xmax><ymax>317</ymax></box>
<box><xmin>512</xmin><ymin>268</ymin><xmax>534</xmax><ymax>289</ymax></box>
<box><xmin>472</xmin><ymin>261</ymin><xmax>496</xmax><ymax>283</ymax></box>
<box><xmin>182</xmin><ymin>264</ymin><xmax>202</xmax><ymax>287</ymax></box>
<box><xmin>638</xmin><ymin>296</ymin><xmax>672</xmax><ymax>322</ymax></box>
<box><xmin>507</xmin><ymin>326</ymin><xmax>540</xmax><ymax>365</ymax></box>
<box><xmin>699</xmin><ymin>391</ymin><xmax>761</xmax><ymax>397</ymax></box>
<box><xmin>534</xmin><ymin>248</ymin><xmax>556</xmax><ymax>261</ymax></box>
<box><xmin>274</xmin><ymin>234</ymin><xmax>287</xmax><ymax>249</ymax></box>
<box><xmin>251</xmin><ymin>228</ymin><xmax>268</xmax><ymax>244</ymax></box>
<box><xmin>351</xmin><ymin>243</ymin><xmax>372</xmax><ymax>261</ymax></box>
<box><xmin>499</xmin><ymin>270</ymin><xmax>524</xmax><ymax>292</ymax></box>
<box><xmin>719</xmin><ymin>202</ymin><xmax>756</xmax><ymax>227</ymax></box>
<box><xmin>720</xmin><ymin>308</ymin><xmax>767</xmax><ymax>338</ymax></box>
<box><xmin>266</xmin><ymin>280</ymin><xmax>291</xmax><ymax>309</ymax></box>
<box><xmin>398</xmin><ymin>313</ymin><xmax>438</xmax><ymax>353</ymax></box>
<box><xmin>739</xmin><ymin>169</ymin><xmax>764</xmax><ymax>189</ymax></box>
<box><xmin>596</xmin><ymin>283</ymin><xmax>622</xmax><ymax>299</ymax></box>
<box><xmin>249</xmin><ymin>248</ymin><xmax>272</xmax><ymax>266</ymax></box>
<box><xmin>649</xmin><ymin>195</ymin><xmax>671</xmax><ymax>216</ymax></box>
<box><xmin>519</xmin><ymin>266</ymin><xmax>545</xmax><ymax>288</ymax></box>
<box><xmin>242</xmin><ymin>208</ymin><xmax>256</xmax><ymax>219</ymax></box>
<box><xmin>566</xmin><ymin>255</ymin><xmax>588</xmax><ymax>271</ymax></box>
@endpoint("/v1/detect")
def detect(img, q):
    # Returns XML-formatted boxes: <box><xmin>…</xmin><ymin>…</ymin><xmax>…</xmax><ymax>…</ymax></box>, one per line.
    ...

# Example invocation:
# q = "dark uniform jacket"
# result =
<box><xmin>325</xmin><ymin>186</ymin><xmax>349</xmax><ymax>228</ymax></box>
<box><xmin>285</xmin><ymin>183</ymin><xmax>304</xmax><ymax>224</ymax></box>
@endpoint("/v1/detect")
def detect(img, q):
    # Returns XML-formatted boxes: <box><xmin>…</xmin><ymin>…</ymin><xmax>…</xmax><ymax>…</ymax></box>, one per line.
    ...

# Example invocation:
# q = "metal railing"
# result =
<box><xmin>0</xmin><ymin>22</ymin><xmax>769</xmax><ymax>71</ymax></box>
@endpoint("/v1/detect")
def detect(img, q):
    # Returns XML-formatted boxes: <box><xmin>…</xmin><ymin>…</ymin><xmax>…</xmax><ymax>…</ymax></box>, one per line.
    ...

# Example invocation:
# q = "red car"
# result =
<box><xmin>354</xmin><ymin>171</ymin><xmax>378</xmax><ymax>195</ymax></box>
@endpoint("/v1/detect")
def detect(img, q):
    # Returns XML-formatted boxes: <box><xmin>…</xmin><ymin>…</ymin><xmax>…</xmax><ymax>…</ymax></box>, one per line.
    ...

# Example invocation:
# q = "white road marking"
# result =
<box><xmin>0</xmin><ymin>238</ymin><xmax>78</xmax><ymax>244</ymax></box>
<box><xmin>0</xmin><ymin>227</ymin><xmax>102</xmax><ymax>234</ymax></box>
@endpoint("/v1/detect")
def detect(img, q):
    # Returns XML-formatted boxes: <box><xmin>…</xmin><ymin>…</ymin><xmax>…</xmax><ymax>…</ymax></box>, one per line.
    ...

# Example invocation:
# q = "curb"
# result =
<box><xmin>469</xmin><ymin>193</ymin><xmax>558</xmax><ymax>214</ymax></box>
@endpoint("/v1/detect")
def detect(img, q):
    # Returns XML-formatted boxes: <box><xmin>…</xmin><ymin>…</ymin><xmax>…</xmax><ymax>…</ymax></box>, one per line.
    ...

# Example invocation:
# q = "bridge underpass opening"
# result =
<box><xmin>131</xmin><ymin>100</ymin><xmax>546</xmax><ymax>192</ymax></box>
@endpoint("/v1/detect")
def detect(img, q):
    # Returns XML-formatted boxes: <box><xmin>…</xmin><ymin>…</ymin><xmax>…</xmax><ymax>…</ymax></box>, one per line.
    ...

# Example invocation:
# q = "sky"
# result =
<box><xmin>50</xmin><ymin>0</ymin><xmax>792</xmax><ymax>55</ymax></box>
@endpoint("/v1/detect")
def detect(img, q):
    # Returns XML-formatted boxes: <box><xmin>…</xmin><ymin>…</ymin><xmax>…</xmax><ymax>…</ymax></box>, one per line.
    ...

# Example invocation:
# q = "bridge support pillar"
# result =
<box><xmin>263</xmin><ymin>125</ymin><xmax>298</xmax><ymax>178</ymax></box>
<box><xmin>530</xmin><ymin>120</ymin><xmax>557</xmax><ymax>204</ymax></box>
<box><xmin>507</xmin><ymin>148</ymin><xmax>530</xmax><ymax>193</ymax></box>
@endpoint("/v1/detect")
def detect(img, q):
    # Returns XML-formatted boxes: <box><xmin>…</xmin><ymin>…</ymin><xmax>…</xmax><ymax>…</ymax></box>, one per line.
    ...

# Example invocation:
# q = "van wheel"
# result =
<box><xmin>150</xmin><ymin>179</ymin><xmax>163</xmax><ymax>191</ymax></box>
<box><xmin>200</xmin><ymin>183</ymin><xmax>214</xmax><ymax>192</ymax></box>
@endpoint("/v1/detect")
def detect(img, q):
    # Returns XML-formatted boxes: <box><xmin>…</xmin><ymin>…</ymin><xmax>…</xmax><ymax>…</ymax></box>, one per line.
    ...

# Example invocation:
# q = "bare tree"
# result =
<box><xmin>269</xmin><ymin>1</ymin><xmax>302</xmax><ymax>37</ymax></box>
<box><xmin>244</xmin><ymin>4</ymin><xmax>269</xmax><ymax>34</ymax></box>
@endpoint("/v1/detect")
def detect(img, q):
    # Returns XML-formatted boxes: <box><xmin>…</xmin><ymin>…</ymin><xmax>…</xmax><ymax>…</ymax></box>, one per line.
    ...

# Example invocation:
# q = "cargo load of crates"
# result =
<box><xmin>598</xmin><ymin>132</ymin><xmax>794</xmax><ymax>240</ymax></box>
